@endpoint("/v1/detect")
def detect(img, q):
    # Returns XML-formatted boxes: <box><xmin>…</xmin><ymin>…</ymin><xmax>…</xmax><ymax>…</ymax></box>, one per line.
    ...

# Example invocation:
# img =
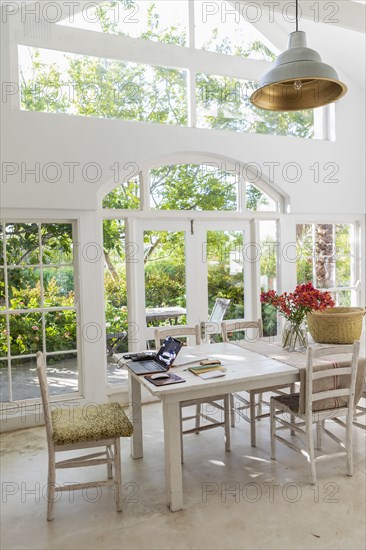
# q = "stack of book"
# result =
<box><xmin>188</xmin><ymin>359</ymin><xmax>226</xmax><ymax>379</ymax></box>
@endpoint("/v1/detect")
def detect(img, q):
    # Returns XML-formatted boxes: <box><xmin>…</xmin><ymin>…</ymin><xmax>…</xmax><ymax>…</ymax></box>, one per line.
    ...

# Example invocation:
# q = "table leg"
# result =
<box><xmin>129</xmin><ymin>373</ymin><xmax>143</xmax><ymax>459</ymax></box>
<box><xmin>162</xmin><ymin>399</ymin><xmax>183</xmax><ymax>511</ymax></box>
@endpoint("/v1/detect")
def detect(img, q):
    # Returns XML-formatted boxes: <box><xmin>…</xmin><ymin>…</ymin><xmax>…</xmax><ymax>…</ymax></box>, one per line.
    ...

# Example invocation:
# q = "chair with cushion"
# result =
<box><xmin>221</xmin><ymin>319</ymin><xmax>296</xmax><ymax>447</ymax></box>
<box><xmin>270</xmin><ymin>341</ymin><xmax>360</xmax><ymax>484</ymax></box>
<box><xmin>36</xmin><ymin>352</ymin><xmax>133</xmax><ymax>520</ymax></box>
<box><xmin>154</xmin><ymin>326</ymin><xmax>230</xmax><ymax>463</ymax></box>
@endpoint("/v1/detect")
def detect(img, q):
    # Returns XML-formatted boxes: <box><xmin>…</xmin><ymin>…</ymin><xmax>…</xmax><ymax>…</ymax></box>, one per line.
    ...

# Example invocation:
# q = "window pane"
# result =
<box><xmin>9</xmin><ymin>313</ymin><xmax>43</xmax><ymax>356</ymax></box>
<box><xmin>336</xmin><ymin>290</ymin><xmax>352</xmax><ymax>307</ymax></box>
<box><xmin>246</xmin><ymin>184</ymin><xmax>277</xmax><ymax>211</ymax></box>
<box><xmin>46</xmin><ymin>353</ymin><xmax>78</xmax><ymax>397</ymax></box>
<box><xmin>11</xmin><ymin>357</ymin><xmax>41</xmax><ymax>401</ymax></box>
<box><xmin>41</xmin><ymin>223</ymin><xmax>73</xmax><ymax>264</ymax></box>
<box><xmin>259</xmin><ymin>221</ymin><xmax>278</xmax><ymax>336</ymax></box>
<box><xmin>103</xmin><ymin>220</ymin><xmax>129</xmax><ymax>360</ymax></box>
<box><xmin>19</xmin><ymin>46</ymin><xmax>187</xmax><ymax>126</ymax></box>
<box><xmin>0</xmin><ymin>225</ymin><xmax>4</xmax><ymax>266</ymax></box>
<box><xmin>194</xmin><ymin>0</ymin><xmax>276</xmax><ymax>61</ymax></box>
<box><xmin>0</xmin><ymin>269</ymin><xmax>5</xmax><ymax>310</ymax></box>
<box><xmin>0</xmin><ymin>359</ymin><xmax>10</xmax><ymax>402</ymax></box>
<box><xmin>296</xmin><ymin>224</ymin><xmax>314</xmax><ymax>284</ymax></box>
<box><xmin>103</xmin><ymin>175</ymin><xmax>140</xmax><ymax>209</ymax></box>
<box><xmin>45</xmin><ymin>311</ymin><xmax>77</xmax><ymax>353</ymax></box>
<box><xmin>0</xmin><ymin>315</ymin><xmax>8</xmax><ymax>357</ymax></box>
<box><xmin>58</xmin><ymin>1</ymin><xmax>188</xmax><ymax>46</ymax></box>
<box><xmin>144</xmin><ymin>231</ymin><xmax>186</xmax><ymax>327</ymax></box>
<box><xmin>150</xmin><ymin>164</ymin><xmax>238</xmax><ymax>211</ymax></box>
<box><xmin>8</xmin><ymin>268</ymin><xmax>41</xmax><ymax>309</ymax></box>
<box><xmin>336</xmin><ymin>224</ymin><xmax>351</xmax><ymax>256</ymax></box>
<box><xmin>43</xmin><ymin>268</ymin><xmax>74</xmax><ymax>307</ymax></box>
<box><xmin>206</xmin><ymin>231</ymin><xmax>244</xmax><ymax>320</ymax></box>
<box><xmin>196</xmin><ymin>73</ymin><xmax>314</xmax><ymax>138</ymax></box>
<box><xmin>315</xmin><ymin>224</ymin><xmax>335</xmax><ymax>289</ymax></box>
<box><xmin>336</xmin><ymin>258</ymin><xmax>351</xmax><ymax>287</ymax></box>
<box><xmin>5</xmin><ymin>223</ymin><xmax>40</xmax><ymax>266</ymax></box>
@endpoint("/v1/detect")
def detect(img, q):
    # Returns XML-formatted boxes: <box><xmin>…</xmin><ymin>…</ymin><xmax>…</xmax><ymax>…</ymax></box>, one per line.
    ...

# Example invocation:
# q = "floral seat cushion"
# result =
<box><xmin>51</xmin><ymin>402</ymin><xmax>133</xmax><ymax>446</ymax></box>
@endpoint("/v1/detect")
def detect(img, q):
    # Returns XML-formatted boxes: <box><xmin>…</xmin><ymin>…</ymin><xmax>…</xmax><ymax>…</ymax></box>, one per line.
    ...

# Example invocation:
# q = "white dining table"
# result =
<box><xmin>128</xmin><ymin>342</ymin><xmax>300</xmax><ymax>511</ymax></box>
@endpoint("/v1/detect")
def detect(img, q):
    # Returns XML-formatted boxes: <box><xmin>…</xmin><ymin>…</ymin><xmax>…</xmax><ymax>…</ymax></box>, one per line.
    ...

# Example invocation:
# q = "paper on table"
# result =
<box><xmin>199</xmin><ymin>370</ymin><xmax>226</xmax><ymax>380</ymax></box>
<box><xmin>173</xmin><ymin>356</ymin><xmax>208</xmax><ymax>367</ymax></box>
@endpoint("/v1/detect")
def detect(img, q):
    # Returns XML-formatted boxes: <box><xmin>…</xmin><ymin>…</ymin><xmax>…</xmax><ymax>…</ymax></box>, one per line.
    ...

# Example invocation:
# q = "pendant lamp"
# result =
<box><xmin>250</xmin><ymin>0</ymin><xmax>347</xmax><ymax>111</ymax></box>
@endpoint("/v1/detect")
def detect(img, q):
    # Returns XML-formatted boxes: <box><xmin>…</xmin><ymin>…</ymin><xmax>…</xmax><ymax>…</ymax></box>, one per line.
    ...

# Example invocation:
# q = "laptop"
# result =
<box><xmin>127</xmin><ymin>336</ymin><xmax>183</xmax><ymax>375</ymax></box>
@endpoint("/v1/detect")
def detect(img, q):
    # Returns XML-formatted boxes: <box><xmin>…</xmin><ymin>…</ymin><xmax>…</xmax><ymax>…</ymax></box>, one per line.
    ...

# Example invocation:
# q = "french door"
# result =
<box><xmin>128</xmin><ymin>218</ymin><xmax>253</xmax><ymax>349</ymax></box>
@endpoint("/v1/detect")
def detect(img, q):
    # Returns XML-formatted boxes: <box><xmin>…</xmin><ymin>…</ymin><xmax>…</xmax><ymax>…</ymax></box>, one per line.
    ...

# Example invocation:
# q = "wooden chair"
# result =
<box><xmin>221</xmin><ymin>319</ymin><xmax>296</xmax><ymax>447</ymax></box>
<box><xmin>36</xmin><ymin>352</ymin><xmax>133</xmax><ymax>520</ymax></box>
<box><xmin>200</xmin><ymin>298</ymin><xmax>231</xmax><ymax>341</ymax></box>
<box><xmin>154</xmin><ymin>326</ymin><xmax>230</xmax><ymax>463</ymax></box>
<box><xmin>270</xmin><ymin>341</ymin><xmax>360</xmax><ymax>484</ymax></box>
<box><xmin>352</xmin><ymin>385</ymin><xmax>366</xmax><ymax>430</ymax></box>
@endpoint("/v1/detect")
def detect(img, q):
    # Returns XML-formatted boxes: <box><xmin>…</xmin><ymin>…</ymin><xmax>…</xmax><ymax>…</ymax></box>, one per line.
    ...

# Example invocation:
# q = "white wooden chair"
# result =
<box><xmin>270</xmin><ymin>341</ymin><xmax>360</xmax><ymax>484</ymax></box>
<box><xmin>352</xmin><ymin>385</ymin><xmax>366</xmax><ymax>430</ymax></box>
<box><xmin>200</xmin><ymin>298</ymin><xmax>231</xmax><ymax>341</ymax></box>
<box><xmin>154</xmin><ymin>326</ymin><xmax>230</xmax><ymax>463</ymax></box>
<box><xmin>221</xmin><ymin>319</ymin><xmax>296</xmax><ymax>447</ymax></box>
<box><xmin>221</xmin><ymin>319</ymin><xmax>295</xmax><ymax>447</ymax></box>
<box><xmin>36</xmin><ymin>352</ymin><xmax>133</xmax><ymax>520</ymax></box>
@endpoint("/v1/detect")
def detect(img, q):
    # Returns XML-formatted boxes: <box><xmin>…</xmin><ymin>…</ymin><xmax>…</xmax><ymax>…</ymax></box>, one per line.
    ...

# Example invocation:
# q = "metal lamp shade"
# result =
<box><xmin>250</xmin><ymin>31</ymin><xmax>347</xmax><ymax>111</ymax></box>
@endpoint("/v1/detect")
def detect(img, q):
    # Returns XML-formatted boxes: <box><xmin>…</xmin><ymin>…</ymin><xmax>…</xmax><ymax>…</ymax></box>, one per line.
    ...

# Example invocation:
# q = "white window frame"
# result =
<box><xmin>8</xmin><ymin>4</ymin><xmax>331</xmax><ymax>141</ymax></box>
<box><xmin>0</xmin><ymin>218</ymin><xmax>82</xmax><ymax>406</ymax></box>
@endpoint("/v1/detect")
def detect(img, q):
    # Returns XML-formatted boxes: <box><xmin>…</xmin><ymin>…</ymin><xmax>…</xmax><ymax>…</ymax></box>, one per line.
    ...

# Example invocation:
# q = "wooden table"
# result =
<box><xmin>145</xmin><ymin>307</ymin><xmax>186</xmax><ymax>324</ymax></box>
<box><xmin>128</xmin><ymin>342</ymin><xmax>299</xmax><ymax>511</ymax></box>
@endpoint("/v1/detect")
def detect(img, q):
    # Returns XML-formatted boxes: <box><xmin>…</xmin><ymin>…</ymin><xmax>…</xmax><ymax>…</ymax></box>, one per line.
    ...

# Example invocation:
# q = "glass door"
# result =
<box><xmin>195</xmin><ymin>221</ymin><xmax>251</xmax><ymax>340</ymax></box>
<box><xmin>132</xmin><ymin>219</ymin><xmax>252</xmax><ymax>348</ymax></box>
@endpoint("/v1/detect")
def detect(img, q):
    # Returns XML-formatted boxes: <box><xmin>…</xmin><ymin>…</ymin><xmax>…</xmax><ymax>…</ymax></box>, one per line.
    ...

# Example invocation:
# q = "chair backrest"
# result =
<box><xmin>36</xmin><ymin>351</ymin><xmax>54</xmax><ymax>445</ymax></box>
<box><xmin>221</xmin><ymin>319</ymin><xmax>263</xmax><ymax>343</ymax></box>
<box><xmin>305</xmin><ymin>341</ymin><xmax>360</xmax><ymax>416</ymax></box>
<box><xmin>154</xmin><ymin>325</ymin><xmax>201</xmax><ymax>350</ymax></box>
<box><xmin>209</xmin><ymin>298</ymin><xmax>231</xmax><ymax>323</ymax></box>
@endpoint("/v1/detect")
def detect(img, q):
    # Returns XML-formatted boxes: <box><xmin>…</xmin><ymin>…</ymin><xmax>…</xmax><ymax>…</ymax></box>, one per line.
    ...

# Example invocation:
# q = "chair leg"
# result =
<box><xmin>250</xmin><ymin>391</ymin><xmax>256</xmax><ymax>447</ymax></box>
<box><xmin>224</xmin><ymin>395</ymin><xmax>231</xmax><ymax>452</ymax></box>
<box><xmin>107</xmin><ymin>445</ymin><xmax>113</xmax><ymax>479</ymax></box>
<box><xmin>194</xmin><ymin>403</ymin><xmax>201</xmax><ymax>434</ymax></box>
<box><xmin>114</xmin><ymin>438</ymin><xmax>122</xmax><ymax>512</ymax></box>
<box><xmin>316</xmin><ymin>420</ymin><xmax>323</xmax><ymax>450</ymax></box>
<box><xmin>230</xmin><ymin>394</ymin><xmax>235</xmax><ymax>427</ymax></box>
<box><xmin>346</xmin><ymin>412</ymin><xmax>354</xmax><ymax>477</ymax></box>
<box><xmin>47</xmin><ymin>452</ymin><xmax>56</xmax><ymax>521</ymax></box>
<box><xmin>306</xmin><ymin>421</ymin><xmax>317</xmax><ymax>485</ymax></box>
<box><xmin>270</xmin><ymin>400</ymin><xmax>276</xmax><ymax>460</ymax></box>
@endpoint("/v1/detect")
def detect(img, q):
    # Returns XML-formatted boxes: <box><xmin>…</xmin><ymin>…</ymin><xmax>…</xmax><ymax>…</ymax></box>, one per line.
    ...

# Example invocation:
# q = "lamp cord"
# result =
<box><xmin>296</xmin><ymin>0</ymin><xmax>299</xmax><ymax>31</ymax></box>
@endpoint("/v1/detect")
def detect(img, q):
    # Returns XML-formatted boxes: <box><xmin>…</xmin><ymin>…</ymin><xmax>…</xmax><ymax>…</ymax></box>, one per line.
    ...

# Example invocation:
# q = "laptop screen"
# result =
<box><xmin>156</xmin><ymin>337</ymin><xmax>183</xmax><ymax>368</ymax></box>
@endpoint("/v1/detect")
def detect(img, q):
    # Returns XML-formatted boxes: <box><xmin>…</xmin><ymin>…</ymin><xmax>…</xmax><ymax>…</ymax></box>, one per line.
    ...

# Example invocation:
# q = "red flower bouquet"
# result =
<box><xmin>260</xmin><ymin>283</ymin><xmax>335</xmax><ymax>351</ymax></box>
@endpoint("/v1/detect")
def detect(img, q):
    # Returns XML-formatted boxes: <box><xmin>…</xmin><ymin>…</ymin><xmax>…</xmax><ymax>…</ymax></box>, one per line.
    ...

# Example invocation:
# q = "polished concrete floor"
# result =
<box><xmin>1</xmin><ymin>401</ymin><xmax>365</xmax><ymax>550</ymax></box>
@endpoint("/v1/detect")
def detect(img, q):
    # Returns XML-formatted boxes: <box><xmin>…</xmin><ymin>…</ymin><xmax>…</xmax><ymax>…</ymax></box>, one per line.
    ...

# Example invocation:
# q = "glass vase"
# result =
<box><xmin>282</xmin><ymin>320</ymin><xmax>308</xmax><ymax>352</ymax></box>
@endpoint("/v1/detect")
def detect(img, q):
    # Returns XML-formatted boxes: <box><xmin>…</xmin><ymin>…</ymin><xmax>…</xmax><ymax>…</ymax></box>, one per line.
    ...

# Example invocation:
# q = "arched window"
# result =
<box><xmin>102</xmin><ymin>158</ymin><xmax>287</xmax><ymax>212</ymax></box>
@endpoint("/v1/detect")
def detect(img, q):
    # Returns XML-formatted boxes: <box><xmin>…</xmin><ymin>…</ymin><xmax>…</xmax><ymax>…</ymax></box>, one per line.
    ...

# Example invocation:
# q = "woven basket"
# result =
<box><xmin>307</xmin><ymin>307</ymin><xmax>366</xmax><ymax>344</ymax></box>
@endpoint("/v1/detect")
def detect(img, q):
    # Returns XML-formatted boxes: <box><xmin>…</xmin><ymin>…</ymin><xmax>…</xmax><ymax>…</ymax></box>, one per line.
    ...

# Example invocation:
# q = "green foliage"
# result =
<box><xmin>207</xmin><ymin>264</ymin><xmax>244</xmax><ymax>319</ymax></box>
<box><xmin>145</xmin><ymin>261</ymin><xmax>186</xmax><ymax>309</ymax></box>
<box><xmin>150</xmin><ymin>164</ymin><xmax>238</xmax><ymax>211</ymax></box>
<box><xmin>196</xmin><ymin>73</ymin><xmax>314</xmax><ymax>138</ymax></box>
<box><xmin>1</xmin><ymin>278</ymin><xmax>76</xmax><ymax>361</ymax></box>
<box><xmin>102</xmin><ymin>178</ymin><xmax>140</xmax><ymax>209</ymax></box>
<box><xmin>261</xmin><ymin>303</ymin><xmax>277</xmax><ymax>337</ymax></box>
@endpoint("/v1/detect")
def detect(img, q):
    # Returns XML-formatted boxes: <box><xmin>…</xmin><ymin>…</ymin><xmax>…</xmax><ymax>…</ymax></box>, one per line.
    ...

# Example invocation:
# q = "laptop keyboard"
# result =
<box><xmin>132</xmin><ymin>360</ymin><xmax>163</xmax><ymax>373</ymax></box>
